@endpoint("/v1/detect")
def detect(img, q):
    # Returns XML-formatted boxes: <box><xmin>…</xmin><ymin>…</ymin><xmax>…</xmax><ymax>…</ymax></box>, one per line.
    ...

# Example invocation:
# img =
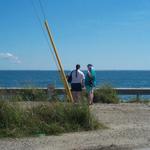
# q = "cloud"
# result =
<box><xmin>0</xmin><ymin>52</ymin><xmax>21</xmax><ymax>64</ymax></box>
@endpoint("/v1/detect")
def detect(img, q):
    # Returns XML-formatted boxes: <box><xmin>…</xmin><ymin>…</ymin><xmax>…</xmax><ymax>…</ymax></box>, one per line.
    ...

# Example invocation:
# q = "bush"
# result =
<box><xmin>0</xmin><ymin>89</ymin><xmax>49</xmax><ymax>102</ymax></box>
<box><xmin>0</xmin><ymin>87</ymin><xmax>68</xmax><ymax>102</ymax></box>
<box><xmin>0</xmin><ymin>101</ymin><xmax>24</xmax><ymax>128</ymax></box>
<box><xmin>18</xmin><ymin>89</ymin><xmax>48</xmax><ymax>101</ymax></box>
<box><xmin>0</xmin><ymin>101</ymin><xmax>102</xmax><ymax>138</ymax></box>
<box><xmin>0</xmin><ymin>101</ymin><xmax>26</xmax><ymax>137</ymax></box>
<box><xmin>94</xmin><ymin>84</ymin><xmax>119</xmax><ymax>104</ymax></box>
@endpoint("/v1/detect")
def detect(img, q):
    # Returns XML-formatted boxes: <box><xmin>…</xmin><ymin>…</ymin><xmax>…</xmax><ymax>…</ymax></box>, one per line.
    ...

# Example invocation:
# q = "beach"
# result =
<box><xmin>1</xmin><ymin>0</ymin><xmax>150</xmax><ymax>149</ymax></box>
<box><xmin>0</xmin><ymin>103</ymin><xmax>149</xmax><ymax>150</ymax></box>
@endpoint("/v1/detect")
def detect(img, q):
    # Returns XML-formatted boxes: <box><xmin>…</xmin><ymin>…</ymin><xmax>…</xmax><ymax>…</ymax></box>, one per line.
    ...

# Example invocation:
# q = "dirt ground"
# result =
<box><xmin>0</xmin><ymin>103</ymin><xmax>150</xmax><ymax>150</ymax></box>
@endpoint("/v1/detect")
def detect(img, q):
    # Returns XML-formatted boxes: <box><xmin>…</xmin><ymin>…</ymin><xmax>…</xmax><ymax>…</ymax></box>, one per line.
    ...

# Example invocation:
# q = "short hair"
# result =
<box><xmin>87</xmin><ymin>64</ymin><xmax>93</xmax><ymax>68</ymax></box>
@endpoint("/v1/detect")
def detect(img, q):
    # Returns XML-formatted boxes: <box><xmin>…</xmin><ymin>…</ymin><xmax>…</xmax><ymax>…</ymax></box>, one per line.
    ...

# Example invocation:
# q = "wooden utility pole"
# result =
<box><xmin>44</xmin><ymin>20</ymin><xmax>73</xmax><ymax>102</ymax></box>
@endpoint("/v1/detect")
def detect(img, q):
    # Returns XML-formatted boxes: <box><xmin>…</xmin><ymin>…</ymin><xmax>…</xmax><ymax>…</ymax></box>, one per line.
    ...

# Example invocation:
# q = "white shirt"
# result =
<box><xmin>71</xmin><ymin>69</ymin><xmax>85</xmax><ymax>84</ymax></box>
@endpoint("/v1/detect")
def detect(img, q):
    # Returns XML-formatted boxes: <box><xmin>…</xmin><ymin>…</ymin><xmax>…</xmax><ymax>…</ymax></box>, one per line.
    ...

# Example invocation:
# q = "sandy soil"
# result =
<box><xmin>0</xmin><ymin>103</ymin><xmax>150</xmax><ymax>150</ymax></box>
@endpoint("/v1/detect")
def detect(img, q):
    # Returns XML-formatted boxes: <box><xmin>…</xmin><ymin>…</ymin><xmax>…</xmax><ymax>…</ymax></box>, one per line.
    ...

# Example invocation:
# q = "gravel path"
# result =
<box><xmin>0</xmin><ymin>103</ymin><xmax>150</xmax><ymax>150</ymax></box>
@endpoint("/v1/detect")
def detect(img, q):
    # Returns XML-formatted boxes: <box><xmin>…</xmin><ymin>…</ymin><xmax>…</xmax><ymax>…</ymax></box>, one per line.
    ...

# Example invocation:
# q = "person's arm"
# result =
<box><xmin>88</xmin><ymin>70</ymin><xmax>93</xmax><ymax>79</ymax></box>
<box><xmin>91</xmin><ymin>70</ymin><xmax>96</xmax><ymax>86</ymax></box>
<box><xmin>81</xmin><ymin>72</ymin><xmax>85</xmax><ymax>87</ymax></box>
<box><xmin>82</xmin><ymin>72</ymin><xmax>85</xmax><ymax>80</ymax></box>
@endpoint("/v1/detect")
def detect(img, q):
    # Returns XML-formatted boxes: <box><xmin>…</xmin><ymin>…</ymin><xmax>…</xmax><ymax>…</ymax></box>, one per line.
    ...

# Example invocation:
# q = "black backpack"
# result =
<box><xmin>67</xmin><ymin>71</ymin><xmax>73</xmax><ymax>83</ymax></box>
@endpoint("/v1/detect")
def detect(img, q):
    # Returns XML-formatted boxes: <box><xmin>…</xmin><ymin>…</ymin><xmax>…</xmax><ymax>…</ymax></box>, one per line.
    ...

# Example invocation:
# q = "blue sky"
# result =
<box><xmin>0</xmin><ymin>0</ymin><xmax>150</xmax><ymax>70</ymax></box>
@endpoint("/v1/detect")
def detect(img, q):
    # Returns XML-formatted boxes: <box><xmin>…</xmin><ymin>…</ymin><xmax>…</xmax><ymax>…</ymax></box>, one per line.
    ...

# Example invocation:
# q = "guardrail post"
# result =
<box><xmin>136</xmin><ymin>93</ymin><xmax>140</xmax><ymax>102</ymax></box>
<box><xmin>47</xmin><ymin>84</ymin><xmax>55</xmax><ymax>100</ymax></box>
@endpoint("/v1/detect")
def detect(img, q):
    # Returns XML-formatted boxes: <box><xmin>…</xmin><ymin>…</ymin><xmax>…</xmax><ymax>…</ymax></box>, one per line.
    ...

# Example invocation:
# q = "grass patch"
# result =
<box><xmin>94</xmin><ymin>84</ymin><xmax>119</xmax><ymax>104</ymax></box>
<box><xmin>0</xmin><ymin>88</ymin><xmax>64</xmax><ymax>102</ymax></box>
<box><xmin>0</xmin><ymin>101</ymin><xmax>103</xmax><ymax>138</ymax></box>
<box><xmin>127</xmin><ymin>98</ymin><xmax>150</xmax><ymax>104</ymax></box>
<box><xmin>0</xmin><ymin>89</ymin><xmax>49</xmax><ymax>102</ymax></box>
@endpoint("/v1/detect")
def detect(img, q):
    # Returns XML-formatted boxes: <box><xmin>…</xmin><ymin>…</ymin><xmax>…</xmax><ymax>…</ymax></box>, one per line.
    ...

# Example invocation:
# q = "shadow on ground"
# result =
<box><xmin>80</xmin><ymin>145</ymin><xmax>131</xmax><ymax>150</ymax></box>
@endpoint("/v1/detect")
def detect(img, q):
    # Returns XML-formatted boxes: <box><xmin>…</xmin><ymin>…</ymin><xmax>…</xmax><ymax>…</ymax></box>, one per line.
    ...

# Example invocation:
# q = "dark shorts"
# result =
<box><xmin>71</xmin><ymin>83</ymin><xmax>82</xmax><ymax>92</ymax></box>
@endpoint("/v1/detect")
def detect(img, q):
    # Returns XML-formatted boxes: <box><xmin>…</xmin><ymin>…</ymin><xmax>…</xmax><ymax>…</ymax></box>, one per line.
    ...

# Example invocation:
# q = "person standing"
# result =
<box><xmin>68</xmin><ymin>64</ymin><xmax>85</xmax><ymax>103</ymax></box>
<box><xmin>85</xmin><ymin>64</ymin><xmax>96</xmax><ymax>105</ymax></box>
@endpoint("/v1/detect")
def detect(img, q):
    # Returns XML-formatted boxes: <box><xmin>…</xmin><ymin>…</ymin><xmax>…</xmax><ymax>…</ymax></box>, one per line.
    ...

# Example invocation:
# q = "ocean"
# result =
<box><xmin>0</xmin><ymin>70</ymin><xmax>150</xmax><ymax>88</ymax></box>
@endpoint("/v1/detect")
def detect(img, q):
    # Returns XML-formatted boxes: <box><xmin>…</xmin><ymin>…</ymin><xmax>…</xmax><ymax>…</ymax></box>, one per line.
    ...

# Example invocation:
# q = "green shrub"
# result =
<box><xmin>0</xmin><ymin>87</ymin><xmax>66</xmax><ymax>102</ymax></box>
<box><xmin>0</xmin><ymin>101</ymin><xmax>103</xmax><ymax>138</ymax></box>
<box><xmin>0</xmin><ymin>101</ymin><xmax>24</xmax><ymax>129</ymax></box>
<box><xmin>0</xmin><ymin>89</ymin><xmax>49</xmax><ymax>102</ymax></box>
<box><xmin>19</xmin><ymin>89</ymin><xmax>48</xmax><ymax>101</ymax></box>
<box><xmin>14</xmin><ymin>88</ymin><xmax>62</xmax><ymax>102</ymax></box>
<box><xmin>94</xmin><ymin>84</ymin><xmax>119</xmax><ymax>104</ymax></box>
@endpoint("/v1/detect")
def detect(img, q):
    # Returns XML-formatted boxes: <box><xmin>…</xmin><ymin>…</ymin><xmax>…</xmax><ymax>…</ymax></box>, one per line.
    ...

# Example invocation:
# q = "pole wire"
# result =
<box><xmin>30</xmin><ymin>0</ymin><xmax>60</xmax><ymax>72</ymax></box>
<box><xmin>30</xmin><ymin>0</ymin><xmax>72</xmax><ymax>101</ymax></box>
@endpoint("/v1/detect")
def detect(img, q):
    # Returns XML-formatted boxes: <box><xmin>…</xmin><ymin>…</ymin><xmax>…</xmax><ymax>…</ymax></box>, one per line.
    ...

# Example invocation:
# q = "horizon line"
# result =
<box><xmin>1</xmin><ymin>69</ymin><xmax>150</xmax><ymax>71</ymax></box>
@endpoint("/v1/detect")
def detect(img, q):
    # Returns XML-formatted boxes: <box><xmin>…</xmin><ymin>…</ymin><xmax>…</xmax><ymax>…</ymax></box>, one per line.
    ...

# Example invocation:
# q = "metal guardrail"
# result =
<box><xmin>0</xmin><ymin>88</ymin><xmax>150</xmax><ymax>100</ymax></box>
<box><xmin>115</xmin><ymin>88</ymin><xmax>150</xmax><ymax>95</ymax></box>
<box><xmin>115</xmin><ymin>88</ymin><xmax>150</xmax><ymax>100</ymax></box>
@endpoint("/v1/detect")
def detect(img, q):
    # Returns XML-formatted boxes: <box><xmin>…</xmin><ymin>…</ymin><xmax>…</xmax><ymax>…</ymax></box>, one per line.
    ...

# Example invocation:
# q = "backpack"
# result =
<box><xmin>67</xmin><ymin>71</ymin><xmax>73</xmax><ymax>83</ymax></box>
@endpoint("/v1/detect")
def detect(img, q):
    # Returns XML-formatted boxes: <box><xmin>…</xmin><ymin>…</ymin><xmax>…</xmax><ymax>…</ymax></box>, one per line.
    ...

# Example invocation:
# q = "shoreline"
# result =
<box><xmin>0</xmin><ymin>87</ymin><xmax>150</xmax><ymax>102</ymax></box>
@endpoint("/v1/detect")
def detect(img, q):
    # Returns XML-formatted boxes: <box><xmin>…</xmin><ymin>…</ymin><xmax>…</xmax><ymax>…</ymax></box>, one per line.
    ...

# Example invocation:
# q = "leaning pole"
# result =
<box><xmin>44</xmin><ymin>20</ymin><xmax>74</xmax><ymax>102</ymax></box>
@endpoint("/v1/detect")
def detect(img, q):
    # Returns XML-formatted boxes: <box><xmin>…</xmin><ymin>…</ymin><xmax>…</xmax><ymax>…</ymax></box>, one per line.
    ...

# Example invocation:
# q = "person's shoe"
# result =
<box><xmin>89</xmin><ymin>101</ymin><xmax>93</xmax><ymax>105</ymax></box>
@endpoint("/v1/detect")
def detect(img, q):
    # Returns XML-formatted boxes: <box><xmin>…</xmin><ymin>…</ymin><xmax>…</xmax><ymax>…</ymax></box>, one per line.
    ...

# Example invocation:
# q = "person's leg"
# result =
<box><xmin>71</xmin><ymin>83</ymin><xmax>77</xmax><ymax>103</ymax></box>
<box><xmin>76</xmin><ymin>92</ymin><xmax>81</xmax><ymax>103</ymax></box>
<box><xmin>72</xmin><ymin>91</ymin><xmax>77</xmax><ymax>103</ymax></box>
<box><xmin>89</xmin><ymin>89</ymin><xmax>94</xmax><ymax>105</ymax></box>
<box><xmin>90</xmin><ymin>90</ymin><xmax>94</xmax><ymax>104</ymax></box>
<box><xmin>72</xmin><ymin>91</ymin><xmax>79</xmax><ymax>103</ymax></box>
<box><xmin>75</xmin><ymin>92</ymin><xmax>79</xmax><ymax>103</ymax></box>
<box><xmin>77</xmin><ymin>83</ymin><xmax>82</xmax><ymax>103</ymax></box>
<box><xmin>86</xmin><ymin>86</ymin><xmax>91</xmax><ymax>104</ymax></box>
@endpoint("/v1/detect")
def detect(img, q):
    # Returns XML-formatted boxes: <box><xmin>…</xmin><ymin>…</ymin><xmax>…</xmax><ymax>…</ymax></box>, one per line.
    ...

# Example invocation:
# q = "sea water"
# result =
<box><xmin>0</xmin><ymin>70</ymin><xmax>150</xmax><ymax>88</ymax></box>
<box><xmin>0</xmin><ymin>70</ymin><xmax>150</xmax><ymax>100</ymax></box>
